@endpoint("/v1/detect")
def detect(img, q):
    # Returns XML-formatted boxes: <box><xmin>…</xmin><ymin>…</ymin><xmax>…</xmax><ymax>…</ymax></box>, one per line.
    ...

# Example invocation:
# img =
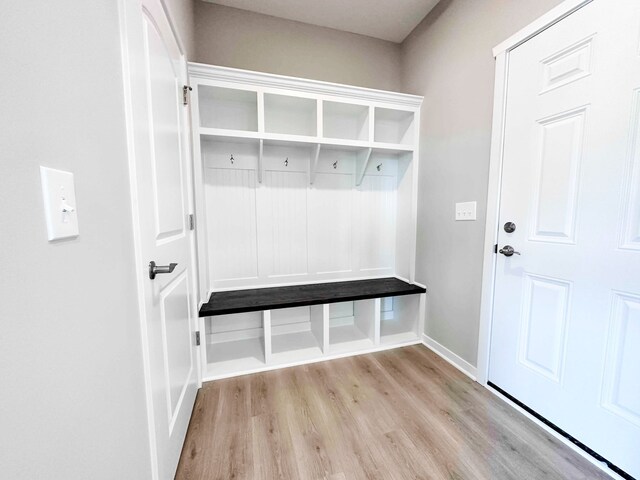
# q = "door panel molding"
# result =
<box><xmin>539</xmin><ymin>34</ymin><xmax>595</xmax><ymax>94</ymax></box>
<box><xmin>530</xmin><ymin>106</ymin><xmax>587</xmax><ymax>244</ymax></box>
<box><xmin>619</xmin><ymin>88</ymin><xmax>640</xmax><ymax>250</ymax></box>
<box><xmin>601</xmin><ymin>291</ymin><xmax>640</xmax><ymax>427</ymax></box>
<box><xmin>518</xmin><ymin>273</ymin><xmax>571</xmax><ymax>384</ymax></box>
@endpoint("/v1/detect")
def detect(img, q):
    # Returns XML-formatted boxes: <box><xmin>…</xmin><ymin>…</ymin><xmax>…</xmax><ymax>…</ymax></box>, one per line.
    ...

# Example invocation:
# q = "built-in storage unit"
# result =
<box><xmin>190</xmin><ymin>64</ymin><xmax>424</xmax><ymax>381</ymax></box>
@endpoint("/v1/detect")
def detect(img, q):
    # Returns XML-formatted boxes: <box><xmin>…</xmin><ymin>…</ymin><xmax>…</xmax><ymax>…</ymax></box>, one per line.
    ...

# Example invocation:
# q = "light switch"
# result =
<box><xmin>455</xmin><ymin>201</ymin><xmax>477</xmax><ymax>221</ymax></box>
<box><xmin>40</xmin><ymin>167</ymin><xmax>79</xmax><ymax>241</ymax></box>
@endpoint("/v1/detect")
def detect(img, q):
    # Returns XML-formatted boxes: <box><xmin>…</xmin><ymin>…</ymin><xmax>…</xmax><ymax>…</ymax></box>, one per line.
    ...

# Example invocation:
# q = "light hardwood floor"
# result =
<box><xmin>176</xmin><ymin>345</ymin><xmax>610</xmax><ymax>479</ymax></box>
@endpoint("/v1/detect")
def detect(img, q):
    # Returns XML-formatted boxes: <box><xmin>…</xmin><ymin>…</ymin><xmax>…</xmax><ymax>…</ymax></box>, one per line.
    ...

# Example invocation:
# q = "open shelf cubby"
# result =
<box><xmin>374</xmin><ymin>107</ymin><xmax>415</xmax><ymax>145</ymax></box>
<box><xmin>380</xmin><ymin>295</ymin><xmax>421</xmax><ymax>344</ymax></box>
<box><xmin>205</xmin><ymin>311</ymin><xmax>266</xmax><ymax>377</ymax></box>
<box><xmin>198</xmin><ymin>85</ymin><xmax>258</xmax><ymax>132</ymax></box>
<box><xmin>264</xmin><ymin>93</ymin><xmax>317</xmax><ymax>137</ymax></box>
<box><xmin>270</xmin><ymin>305</ymin><xmax>325</xmax><ymax>364</ymax></box>
<box><xmin>323</xmin><ymin>100</ymin><xmax>369</xmax><ymax>141</ymax></box>
<box><xmin>328</xmin><ymin>300</ymin><xmax>376</xmax><ymax>354</ymax></box>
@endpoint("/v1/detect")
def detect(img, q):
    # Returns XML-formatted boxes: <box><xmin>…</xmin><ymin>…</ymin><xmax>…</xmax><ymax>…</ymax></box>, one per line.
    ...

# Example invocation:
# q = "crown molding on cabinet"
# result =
<box><xmin>188</xmin><ymin>63</ymin><xmax>423</xmax><ymax>109</ymax></box>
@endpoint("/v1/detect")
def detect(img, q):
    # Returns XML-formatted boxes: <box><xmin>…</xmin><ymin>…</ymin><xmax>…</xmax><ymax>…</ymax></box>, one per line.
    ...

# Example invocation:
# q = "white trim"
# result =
<box><xmin>492</xmin><ymin>0</ymin><xmax>593</xmax><ymax>57</ymax></box>
<box><xmin>477</xmin><ymin>0</ymin><xmax>593</xmax><ymax>385</ymax></box>
<box><xmin>476</xmin><ymin>50</ymin><xmax>508</xmax><ymax>385</ymax></box>
<box><xmin>158</xmin><ymin>0</ymin><xmax>186</xmax><ymax>57</ymax></box>
<box><xmin>412</xmin><ymin>280</ymin><xmax>427</xmax><ymax>290</ymax></box>
<box><xmin>487</xmin><ymin>387</ymin><xmax>624</xmax><ymax>480</ymax></box>
<box><xmin>117</xmin><ymin>1</ymin><xmax>159</xmax><ymax>478</ymax></box>
<box><xmin>202</xmin><ymin>339</ymin><xmax>422</xmax><ymax>382</ymax></box>
<box><xmin>188</xmin><ymin>63</ymin><xmax>423</xmax><ymax>108</ymax></box>
<box><xmin>422</xmin><ymin>334</ymin><xmax>477</xmax><ymax>380</ymax></box>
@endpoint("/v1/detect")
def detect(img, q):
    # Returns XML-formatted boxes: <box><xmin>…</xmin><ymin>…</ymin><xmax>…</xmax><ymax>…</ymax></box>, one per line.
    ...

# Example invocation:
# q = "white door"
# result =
<box><xmin>120</xmin><ymin>0</ymin><xmax>199</xmax><ymax>478</ymax></box>
<box><xmin>490</xmin><ymin>1</ymin><xmax>640</xmax><ymax>478</ymax></box>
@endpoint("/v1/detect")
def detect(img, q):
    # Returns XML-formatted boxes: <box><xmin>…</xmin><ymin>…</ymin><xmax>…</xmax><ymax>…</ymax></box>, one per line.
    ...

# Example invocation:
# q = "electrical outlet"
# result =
<box><xmin>455</xmin><ymin>201</ymin><xmax>477</xmax><ymax>221</ymax></box>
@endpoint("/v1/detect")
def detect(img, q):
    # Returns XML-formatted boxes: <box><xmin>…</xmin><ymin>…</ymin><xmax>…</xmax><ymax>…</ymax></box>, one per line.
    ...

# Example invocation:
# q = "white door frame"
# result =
<box><xmin>476</xmin><ymin>0</ymin><xmax>594</xmax><ymax>385</ymax></box>
<box><xmin>118</xmin><ymin>0</ymin><xmax>201</xmax><ymax>478</ymax></box>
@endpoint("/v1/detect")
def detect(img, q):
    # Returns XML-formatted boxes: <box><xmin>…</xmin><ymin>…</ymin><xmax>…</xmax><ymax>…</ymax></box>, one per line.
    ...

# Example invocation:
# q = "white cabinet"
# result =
<box><xmin>189</xmin><ymin>63</ymin><xmax>424</xmax><ymax>381</ymax></box>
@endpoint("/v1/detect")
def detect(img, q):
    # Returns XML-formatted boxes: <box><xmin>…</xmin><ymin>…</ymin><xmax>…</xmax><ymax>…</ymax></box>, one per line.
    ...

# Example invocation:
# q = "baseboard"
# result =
<box><xmin>421</xmin><ymin>334</ymin><xmax>477</xmax><ymax>380</ymax></box>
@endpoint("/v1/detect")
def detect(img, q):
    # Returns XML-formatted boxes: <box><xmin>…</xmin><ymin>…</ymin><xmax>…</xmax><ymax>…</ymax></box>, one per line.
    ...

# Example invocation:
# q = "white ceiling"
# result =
<box><xmin>202</xmin><ymin>0</ymin><xmax>441</xmax><ymax>43</ymax></box>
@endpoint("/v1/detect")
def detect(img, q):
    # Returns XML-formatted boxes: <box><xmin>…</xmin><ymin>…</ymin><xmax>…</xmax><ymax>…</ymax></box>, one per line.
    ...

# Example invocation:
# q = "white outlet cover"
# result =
<box><xmin>40</xmin><ymin>166</ymin><xmax>79</xmax><ymax>241</ymax></box>
<box><xmin>455</xmin><ymin>201</ymin><xmax>477</xmax><ymax>221</ymax></box>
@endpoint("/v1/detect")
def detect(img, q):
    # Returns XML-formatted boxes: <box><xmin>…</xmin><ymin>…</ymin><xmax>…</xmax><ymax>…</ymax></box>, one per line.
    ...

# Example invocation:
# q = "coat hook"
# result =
<box><xmin>285</xmin><ymin>157</ymin><xmax>289</xmax><ymax>167</ymax></box>
<box><xmin>230</xmin><ymin>154</ymin><xmax>234</xmax><ymax>164</ymax></box>
<box><xmin>332</xmin><ymin>160</ymin><xmax>338</xmax><ymax>169</ymax></box>
<box><xmin>376</xmin><ymin>163</ymin><xmax>382</xmax><ymax>171</ymax></box>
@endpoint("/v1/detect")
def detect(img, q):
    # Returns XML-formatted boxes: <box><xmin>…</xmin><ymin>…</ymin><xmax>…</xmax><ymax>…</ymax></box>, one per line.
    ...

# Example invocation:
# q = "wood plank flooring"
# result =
<box><xmin>175</xmin><ymin>345</ymin><xmax>610</xmax><ymax>480</ymax></box>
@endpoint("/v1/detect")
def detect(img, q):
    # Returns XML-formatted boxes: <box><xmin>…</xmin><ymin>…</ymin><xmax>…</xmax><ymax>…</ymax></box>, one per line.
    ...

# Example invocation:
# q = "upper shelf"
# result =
<box><xmin>189</xmin><ymin>63</ymin><xmax>423</xmax><ymax>108</ymax></box>
<box><xmin>196</xmin><ymin>91</ymin><xmax>416</xmax><ymax>147</ymax></box>
<box><xmin>190</xmin><ymin>63</ymin><xmax>422</xmax><ymax>153</ymax></box>
<box><xmin>199</xmin><ymin>277</ymin><xmax>426</xmax><ymax>317</ymax></box>
<box><xmin>198</xmin><ymin>128</ymin><xmax>415</xmax><ymax>155</ymax></box>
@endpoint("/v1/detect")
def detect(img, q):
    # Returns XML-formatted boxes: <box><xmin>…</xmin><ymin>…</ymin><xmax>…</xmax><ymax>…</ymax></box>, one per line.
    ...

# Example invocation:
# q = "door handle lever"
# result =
<box><xmin>149</xmin><ymin>261</ymin><xmax>178</xmax><ymax>280</ymax></box>
<box><xmin>499</xmin><ymin>245</ymin><xmax>520</xmax><ymax>257</ymax></box>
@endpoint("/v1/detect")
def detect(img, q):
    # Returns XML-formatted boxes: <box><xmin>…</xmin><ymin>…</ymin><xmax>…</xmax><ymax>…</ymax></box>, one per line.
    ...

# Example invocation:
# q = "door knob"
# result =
<box><xmin>499</xmin><ymin>245</ymin><xmax>521</xmax><ymax>257</ymax></box>
<box><xmin>149</xmin><ymin>261</ymin><xmax>178</xmax><ymax>280</ymax></box>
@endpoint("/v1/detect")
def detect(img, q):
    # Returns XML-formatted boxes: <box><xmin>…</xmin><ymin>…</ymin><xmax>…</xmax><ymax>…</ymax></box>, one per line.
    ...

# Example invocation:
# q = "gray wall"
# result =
<box><xmin>0</xmin><ymin>1</ymin><xmax>153</xmax><ymax>478</ymax></box>
<box><xmin>193</xmin><ymin>3</ymin><xmax>402</xmax><ymax>91</ymax></box>
<box><xmin>402</xmin><ymin>0</ymin><xmax>563</xmax><ymax>366</ymax></box>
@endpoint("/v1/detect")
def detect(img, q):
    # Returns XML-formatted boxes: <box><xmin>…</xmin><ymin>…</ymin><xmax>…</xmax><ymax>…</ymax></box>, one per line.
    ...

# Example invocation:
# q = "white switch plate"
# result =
<box><xmin>455</xmin><ymin>201</ymin><xmax>477</xmax><ymax>221</ymax></box>
<box><xmin>40</xmin><ymin>166</ymin><xmax>79</xmax><ymax>241</ymax></box>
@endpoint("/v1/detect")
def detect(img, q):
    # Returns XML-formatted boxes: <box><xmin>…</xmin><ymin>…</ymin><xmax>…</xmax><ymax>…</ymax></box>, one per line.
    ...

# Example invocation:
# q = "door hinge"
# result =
<box><xmin>183</xmin><ymin>85</ymin><xmax>192</xmax><ymax>106</ymax></box>
<box><xmin>195</xmin><ymin>331</ymin><xmax>201</xmax><ymax>346</ymax></box>
<box><xmin>494</xmin><ymin>244</ymin><xmax>498</xmax><ymax>254</ymax></box>
<box><xmin>188</xmin><ymin>214</ymin><xmax>195</xmax><ymax>231</ymax></box>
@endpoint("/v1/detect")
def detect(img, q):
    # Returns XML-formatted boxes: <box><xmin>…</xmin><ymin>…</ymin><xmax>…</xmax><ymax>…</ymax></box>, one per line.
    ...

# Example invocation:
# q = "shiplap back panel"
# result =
<box><xmin>203</xmin><ymin>146</ymin><xmax>399</xmax><ymax>290</ymax></box>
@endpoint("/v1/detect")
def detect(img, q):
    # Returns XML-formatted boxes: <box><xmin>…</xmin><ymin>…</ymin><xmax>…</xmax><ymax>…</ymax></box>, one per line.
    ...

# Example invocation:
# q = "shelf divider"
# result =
<box><xmin>263</xmin><ymin>310</ymin><xmax>272</xmax><ymax>363</ymax></box>
<box><xmin>257</xmin><ymin>90</ymin><xmax>265</xmax><ymax>133</ymax></box>
<box><xmin>258</xmin><ymin>139</ymin><xmax>264</xmax><ymax>183</ymax></box>
<box><xmin>368</xmin><ymin>105</ymin><xmax>375</xmax><ymax>143</ymax></box>
<box><xmin>316</xmin><ymin>99</ymin><xmax>323</xmax><ymax>138</ymax></box>
<box><xmin>356</xmin><ymin>147</ymin><xmax>373</xmax><ymax>186</ymax></box>
<box><xmin>373</xmin><ymin>298</ymin><xmax>382</xmax><ymax>345</ymax></box>
<box><xmin>310</xmin><ymin>304</ymin><xmax>328</xmax><ymax>353</ymax></box>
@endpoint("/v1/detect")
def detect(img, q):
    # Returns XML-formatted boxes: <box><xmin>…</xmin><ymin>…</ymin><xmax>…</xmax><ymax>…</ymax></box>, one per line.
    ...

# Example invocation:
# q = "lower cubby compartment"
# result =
<box><xmin>270</xmin><ymin>305</ymin><xmax>325</xmax><ymax>364</ymax></box>
<box><xmin>204</xmin><ymin>311</ymin><xmax>266</xmax><ymax>377</ymax></box>
<box><xmin>380</xmin><ymin>294</ymin><xmax>421</xmax><ymax>344</ymax></box>
<box><xmin>328</xmin><ymin>300</ymin><xmax>376</xmax><ymax>354</ymax></box>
